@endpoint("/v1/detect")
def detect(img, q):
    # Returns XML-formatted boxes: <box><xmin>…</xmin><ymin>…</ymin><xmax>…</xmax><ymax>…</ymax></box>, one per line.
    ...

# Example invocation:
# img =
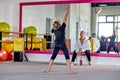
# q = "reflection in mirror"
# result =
<box><xmin>22</xmin><ymin>2</ymin><xmax>120</xmax><ymax>54</ymax></box>
<box><xmin>22</xmin><ymin>3</ymin><xmax>91</xmax><ymax>51</ymax></box>
<box><xmin>92</xmin><ymin>2</ymin><xmax>120</xmax><ymax>54</ymax></box>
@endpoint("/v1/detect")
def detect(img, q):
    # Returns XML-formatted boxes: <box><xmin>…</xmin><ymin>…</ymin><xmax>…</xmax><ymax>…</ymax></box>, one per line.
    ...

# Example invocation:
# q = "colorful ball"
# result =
<box><xmin>23</xmin><ymin>26</ymin><xmax>37</xmax><ymax>37</ymax></box>
<box><xmin>25</xmin><ymin>37</ymin><xmax>40</xmax><ymax>50</ymax></box>
<box><xmin>7</xmin><ymin>52</ymin><xmax>13</xmax><ymax>60</ymax></box>
<box><xmin>0</xmin><ymin>22</ymin><xmax>10</xmax><ymax>37</ymax></box>
<box><xmin>2</xmin><ymin>40</ymin><xmax>14</xmax><ymax>53</ymax></box>
<box><xmin>33</xmin><ymin>37</ymin><xmax>41</xmax><ymax>49</ymax></box>
<box><xmin>0</xmin><ymin>48</ymin><xmax>8</xmax><ymax>61</ymax></box>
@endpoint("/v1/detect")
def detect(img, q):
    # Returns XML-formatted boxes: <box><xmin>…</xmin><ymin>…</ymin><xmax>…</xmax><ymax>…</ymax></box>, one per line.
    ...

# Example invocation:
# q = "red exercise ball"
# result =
<box><xmin>0</xmin><ymin>48</ymin><xmax>8</xmax><ymax>61</ymax></box>
<box><xmin>7</xmin><ymin>52</ymin><xmax>13</xmax><ymax>60</ymax></box>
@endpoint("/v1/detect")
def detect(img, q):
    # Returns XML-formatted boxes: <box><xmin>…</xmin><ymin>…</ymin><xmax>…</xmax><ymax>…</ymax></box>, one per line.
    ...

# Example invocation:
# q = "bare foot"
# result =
<box><xmin>88</xmin><ymin>62</ymin><xmax>91</xmax><ymax>66</ymax></box>
<box><xmin>70</xmin><ymin>63</ymin><xmax>75</xmax><ymax>67</ymax></box>
<box><xmin>43</xmin><ymin>70</ymin><xmax>50</xmax><ymax>73</ymax></box>
<box><xmin>71</xmin><ymin>62</ymin><xmax>74</xmax><ymax>64</ymax></box>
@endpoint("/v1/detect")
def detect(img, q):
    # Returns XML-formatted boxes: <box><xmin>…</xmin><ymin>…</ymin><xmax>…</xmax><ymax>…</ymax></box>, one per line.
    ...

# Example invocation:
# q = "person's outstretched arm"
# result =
<box><xmin>63</xmin><ymin>5</ymin><xmax>70</xmax><ymax>24</ymax></box>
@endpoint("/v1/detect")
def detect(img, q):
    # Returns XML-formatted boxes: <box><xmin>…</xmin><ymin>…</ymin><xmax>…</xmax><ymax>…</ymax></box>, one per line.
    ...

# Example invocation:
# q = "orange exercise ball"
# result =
<box><xmin>0</xmin><ymin>48</ymin><xmax>8</xmax><ymax>61</ymax></box>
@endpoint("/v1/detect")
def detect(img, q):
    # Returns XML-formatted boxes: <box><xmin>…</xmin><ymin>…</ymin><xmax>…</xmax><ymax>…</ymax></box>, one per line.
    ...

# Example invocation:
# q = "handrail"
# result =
<box><xmin>0</xmin><ymin>30</ymin><xmax>53</xmax><ymax>36</ymax></box>
<box><xmin>0</xmin><ymin>31</ymin><xmax>54</xmax><ymax>51</ymax></box>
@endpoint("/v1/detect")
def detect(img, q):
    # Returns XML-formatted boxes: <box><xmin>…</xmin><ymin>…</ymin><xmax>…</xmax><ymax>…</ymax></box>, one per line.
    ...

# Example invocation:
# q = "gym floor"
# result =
<box><xmin>0</xmin><ymin>61</ymin><xmax>120</xmax><ymax>80</ymax></box>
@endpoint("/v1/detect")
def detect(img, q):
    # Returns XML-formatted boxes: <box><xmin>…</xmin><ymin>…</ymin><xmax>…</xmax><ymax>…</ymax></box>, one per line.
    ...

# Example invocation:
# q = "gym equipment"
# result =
<box><xmin>13</xmin><ymin>38</ymin><xmax>24</xmax><ymax>62</ymax></box>
<box><xmin>7</xmin><ymin>52</ymin><xmax>13</xmax><ymax>60</ymax></box>
<box><xmin>0</xmin><ymin>48</ymin><xmax>8</xmax><ymax>61</ymax></box>
<box><xmin>14</xmin><ymin>51</ymin><xmax>23</xmax><ymax>62</ymax></box>
<box><xmin>2</xmin><ymin>40</ymin><xmax>14</xmax><ymax>53</ymax></box>
<box><xmin>23</xmin><ymin>26</ymin><xmax>37</xmax><ymax>37</ymax></box>
<box><xmin>41</xmin><ymin>39</ymin><xmax>46</xmax><ymax>50</ymax></box>
<box><xmin>26</xmin><ymin>37</ymin><xmax>41</xmax><ymax>50</ymax></box>
<box><xmin>0</xmin><ymin>22</ymin><xmax>10</xmax><ymax>37</ymax></box>
<box><xmin>44</xmin><ymin>35</ymin><xmax>52</xmax><ymax>49</ymax></box>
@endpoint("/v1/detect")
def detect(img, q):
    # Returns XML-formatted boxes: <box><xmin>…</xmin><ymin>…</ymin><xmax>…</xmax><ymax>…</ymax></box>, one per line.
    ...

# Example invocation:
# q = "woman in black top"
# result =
<box><xmin>44</xmin><ymin>5</ymin><xmax>75</xmax><ymax>74</ymax></box>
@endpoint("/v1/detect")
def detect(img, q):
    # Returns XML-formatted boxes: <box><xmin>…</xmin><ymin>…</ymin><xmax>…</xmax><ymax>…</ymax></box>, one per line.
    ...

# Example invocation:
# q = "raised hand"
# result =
<box><xmin>63</xmin><ymin>5</ymin><xmax>70</xmax><ymax>23</ymax></box>
<box><xmin>66</xmin><ymin>5</ymin><xmax>70</xmax><ymax>11</ymax></box>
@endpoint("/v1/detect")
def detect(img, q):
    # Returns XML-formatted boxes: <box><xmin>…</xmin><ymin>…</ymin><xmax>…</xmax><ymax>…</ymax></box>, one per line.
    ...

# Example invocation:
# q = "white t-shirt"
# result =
<box><xmin>92</xmin><ymin>38</ymin><xmax>100</xmax><ymax>52</ymax></box>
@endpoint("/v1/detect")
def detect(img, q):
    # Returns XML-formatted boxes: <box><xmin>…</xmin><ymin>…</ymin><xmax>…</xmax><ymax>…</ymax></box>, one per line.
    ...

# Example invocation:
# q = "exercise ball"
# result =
<box><xmin>25</xmin><ymin>38</ymin><xmax>45</xmax><ymax>50</ymax></box>
<box><xmin>26</xmin><ymin>42</ymin><xmax>35</xmax><ymax>50</ymax></box>
<box><xmin>0</xmin><ymin>22</ymin><xmax>10</xmax><ymax>37</ymax></box>
<box><xmin>0</xmin><ymin>48</ymin><xmax>8</xmax><ymax>61</ymax></box>
<box><xmin>23</xmin><ymin>26</ymin><xmax>37</xmax><ymax>37</ymax></box>
<box><xmin>7</xmin><ymin>52</ymin><xmax>13</xmax><ymax>60</ymax></box>
<box><xmin>41</xmin><ymin>39</ymin><xmax>46</xmax><ymax>50</ymax></box>
<box><xmin>2</xmin><ymin>40</ymin><xmax>14</xmax><ymax>53</ymax></box>
<box><xmin>25</xmin><ymin>37</ymin><xmax>40</xmax><ymax>50</ymax></box>
<box><xmin>33</xmin><ymin>37</ymin><xmax>40</xmax><ymax>49</ymax></box>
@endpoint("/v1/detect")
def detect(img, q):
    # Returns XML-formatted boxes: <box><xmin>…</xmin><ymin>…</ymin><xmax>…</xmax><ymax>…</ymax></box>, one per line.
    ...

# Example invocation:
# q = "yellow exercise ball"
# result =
<box><xmin>27</xmin><ymin>42</ymin><xmax>35</xmax><ymax>50</ymax></box>
<box><xmin>25</xmin><ymin>37</ymin><xmax>41</xmax><ymax>50</ymax></box>
<box><xmin>2</xmin><ymin>40</ymin><xmax>14</xmax><ymax>53</ymax></box>
<box><xmin>33</xmin><ymin>37</ymin><xmax>41</xmax><ymax>49</ymax></box>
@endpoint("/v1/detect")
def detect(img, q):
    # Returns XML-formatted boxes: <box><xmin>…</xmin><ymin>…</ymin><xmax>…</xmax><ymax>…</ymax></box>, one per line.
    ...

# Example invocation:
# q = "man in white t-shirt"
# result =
<box><xmin>91</xmin><ymin>33</ymin><xmax>100</xmax><ymax>53</ymax></box>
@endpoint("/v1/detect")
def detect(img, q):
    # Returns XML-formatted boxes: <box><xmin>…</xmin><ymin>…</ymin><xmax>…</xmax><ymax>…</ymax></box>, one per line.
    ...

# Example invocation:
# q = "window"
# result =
<box><xmin>99</xmin><ymin>23</ymin><xmax>113</xmax><ymax>37</ymax></box>
<box><xmin>118</xmin><ymin>29</ymin><xmax>120</xmax><ymax>41</ymax></box>
<box><xmin>107</xmin><ymin>16</ymin><xmax>114</xmax><ymax>22</ymax></box>
<box><xmin>115</xmin><ymin>16</ymin><xmax>118</xmax><ymax>22</ymax></box>
<box><xmin>46</xmin><ymin>18</ymin><xmax>51</xmax><ymax>34</ymax></box>
<box><xmin>98</xmin><ymin>15</ymin><xmax>120</xmax><ymax>42</ymax></box>
<box><xmin>98</xmin><ymin>16</ymin><xmax>106</xmax><ymax>22</ymax></box>
<box><xmin>118</xmin><ymin>16</ymin><xmax>120</xmax><ymax>22</ymax></box>
<box><xmin>115</xmin><ymin>16</ymin><xmax>120</xmax><ymax>22</ymax></box>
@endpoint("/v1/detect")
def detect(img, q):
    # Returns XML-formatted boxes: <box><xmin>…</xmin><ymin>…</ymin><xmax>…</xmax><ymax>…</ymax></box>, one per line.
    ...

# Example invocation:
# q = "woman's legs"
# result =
<box><xmin>107</xmin><ymin>44</ymin><xmax>112</xmax><ymax>53</ymax></box>
<box><xmin>66</xmin><ymin>59</ymin><xmax>75</xmax><ymax>73</ymax></box>
<box><xmin>84</xmin><ymin>50</ymin><xmax>91</xmax><ymax>65</ymax></box>
<box><xmin>71</xmin><ymin>51</ymin><xmax>77</xmax><ymax>63</ymax></box>
<box><xmin>112</xmin><ymin>44</ymin><xmax>119</xmax><ymax>54</ymax></box>
<box><xmin>62</xmin><ymin>46</ymin><xmax>75</xmax><ymax>74</ymax></box>
<box><xmin>45</xmin><ymin>59</ymin><xmax>54</xmax><ymax>72</ymax></box>
<box><xmin>45</xmin><ymin>47</ymin><xmax>59</xmax><ymax>72</ymax></box>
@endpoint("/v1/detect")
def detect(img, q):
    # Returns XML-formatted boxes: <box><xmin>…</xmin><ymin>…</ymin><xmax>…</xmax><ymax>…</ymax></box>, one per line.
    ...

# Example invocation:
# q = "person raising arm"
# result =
<box><xmin>44</xmin><ymin>5</ymin><xmax>76</xmax><ymax>74</ymax></box>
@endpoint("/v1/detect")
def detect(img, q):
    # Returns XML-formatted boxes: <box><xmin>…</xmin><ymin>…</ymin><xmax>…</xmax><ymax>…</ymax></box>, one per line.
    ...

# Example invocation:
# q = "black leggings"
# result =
<box><xmin>107</xmin><ymin>43</ymin><xmax>119</xmax><ymax>53</ymax></box>
<box><xmin>71</xmin><ymin>50</ymin><xmax>91</xmax><ymax>62</ymax></box>
<box><xmin>51</xmin><ymin>44</ymin><xmax>70</xmax><ymax>60</ymax></box>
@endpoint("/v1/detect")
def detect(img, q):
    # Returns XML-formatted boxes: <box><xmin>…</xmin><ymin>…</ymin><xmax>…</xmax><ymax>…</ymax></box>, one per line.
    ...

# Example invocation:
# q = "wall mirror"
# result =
<box><xmin>19</xmin><ymin>1</ymin><xmax>120</xmax><ymax>55</ymax></box>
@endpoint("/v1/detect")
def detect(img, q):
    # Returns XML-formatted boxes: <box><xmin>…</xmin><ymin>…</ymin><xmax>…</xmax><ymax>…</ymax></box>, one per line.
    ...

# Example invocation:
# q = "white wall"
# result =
<box><xmin>23</xmin><ymin>5</ymin><xmax>55</xmax><ymax>34</ymax></box>
<box><xmin>0</xmin><ymin>0</ymin><xmax>13</xmax><ymax>30</ymax></box>
<box><xmin>69</xmin><ymin>4</ymin><xmax>80</xmax><ymax>51</ymax></box>
<box><xmin>26</xmin><ymin>53</ymin><xmax>120</xmax><ymax>66</ymax></box>
<box><xmin>79</xmin><ymin>4</ymin><xmax>91</xmax><ymax>38</ymax></box>
<box><xmin>0</xmin><ymin>0</ymin><xmax>69</xmax><ymax>32</ymax></box>
<box><xmin>55</xmin><ymin>4</ymin><xmax>70</xmax><ymax>39</ymax></box>
<box><xmin>70</xmin><ymin>3</ymin><xmax>91</xmax><ymax>51</ymax></box>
